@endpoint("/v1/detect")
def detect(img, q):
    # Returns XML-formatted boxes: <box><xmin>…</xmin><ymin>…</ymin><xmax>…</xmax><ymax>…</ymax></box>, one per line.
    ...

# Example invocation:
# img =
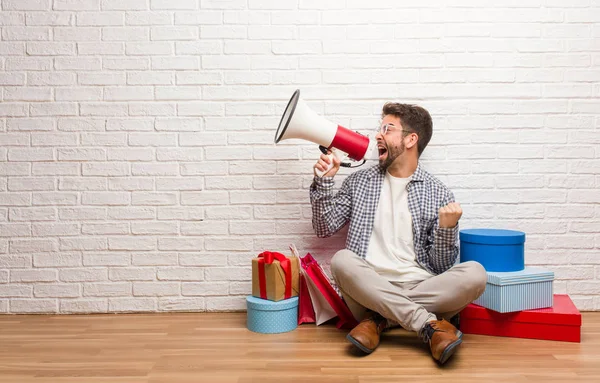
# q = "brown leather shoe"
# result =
<box><xmin>420</xmin><ymin>319</ymin><xmax>463</xmax><ymax>364</ymax></box>
<box><xmin>438</xmin><ymin>317</ymin><xmax>464</xmax><ymax>340</ymax></box>
<box><xmin>346</xmin><ymin>312</ymin><xmax>387</xmax><ymax>354</ymax></box>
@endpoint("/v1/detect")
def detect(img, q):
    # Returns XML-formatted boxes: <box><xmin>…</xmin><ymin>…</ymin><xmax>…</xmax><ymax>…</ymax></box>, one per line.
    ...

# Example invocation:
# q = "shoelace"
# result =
<box><xmin>420</xmin><ymin>323</ymin><xmax>437</xmax><ymax>344</ymax></box>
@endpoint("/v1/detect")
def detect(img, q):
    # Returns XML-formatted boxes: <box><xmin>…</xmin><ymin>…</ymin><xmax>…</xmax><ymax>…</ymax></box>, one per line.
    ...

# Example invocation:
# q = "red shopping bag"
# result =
<box><xmin>300</xmin><ymin>253</ymin><xmax>358</xmax><ymax>330</ymax></box>
<box><xmin>297</xmin><ymin>272</ymin><xmax>316</xmax><ymax>325</ymax></box>
<box><xmin>289</xmin><ymin>244</ymin><xmax>315</xmax><ymax>325</ymax></box>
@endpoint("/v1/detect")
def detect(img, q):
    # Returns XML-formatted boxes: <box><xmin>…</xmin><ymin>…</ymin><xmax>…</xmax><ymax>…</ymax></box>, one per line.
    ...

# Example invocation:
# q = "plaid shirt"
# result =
<box><xmin>310</xmin><ymin>163</ymin><xmax>459</xmax><ymax>275</ymax></box>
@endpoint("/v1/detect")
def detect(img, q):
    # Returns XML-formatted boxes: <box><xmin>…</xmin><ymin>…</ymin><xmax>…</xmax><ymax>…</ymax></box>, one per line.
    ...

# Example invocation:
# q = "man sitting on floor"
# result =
<box><xmin>309</xmin><ymin>102</ymin><xmax>487</xmax><ymax>364</ymax></box>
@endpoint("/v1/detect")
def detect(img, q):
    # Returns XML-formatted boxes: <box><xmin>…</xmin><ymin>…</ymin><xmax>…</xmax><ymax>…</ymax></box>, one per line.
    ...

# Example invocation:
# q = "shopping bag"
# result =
<box><xmin>300</xmin><ymin>253</ymin><xmax>359</xmax><ymax>330</ymax></box>
<box><xmin>302</xmin><ymin>263</ymin><xmax>337</xmax><ymax>325</ymax></box>
<box><xmin>297</xmin><ymin>272</ymin><xmax>316</xmax><ymax>325</ymax></box>
<box><xmin>288</xmin><ymin>244</ymin><xmax>315</xmax><ymax>325</ymax></box>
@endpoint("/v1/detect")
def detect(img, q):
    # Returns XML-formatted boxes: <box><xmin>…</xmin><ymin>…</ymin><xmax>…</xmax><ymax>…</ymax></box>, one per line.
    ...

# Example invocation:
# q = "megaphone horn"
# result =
<box><xmin>275</xmin><ymin>90</ymin><xmax>372</xmax><ymax>175</ymax></box>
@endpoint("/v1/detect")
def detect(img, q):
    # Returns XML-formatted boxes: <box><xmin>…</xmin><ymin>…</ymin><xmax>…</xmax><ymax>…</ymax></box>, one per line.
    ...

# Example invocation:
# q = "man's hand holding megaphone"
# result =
<box><xmin>314</xmin><ymin>150</ymin><xmax>341</xmax><ymax>178</ymax></box>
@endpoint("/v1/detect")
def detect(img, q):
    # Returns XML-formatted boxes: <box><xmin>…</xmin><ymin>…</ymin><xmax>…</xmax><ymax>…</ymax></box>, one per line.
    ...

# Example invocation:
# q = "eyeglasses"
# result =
<box><xmin>377</xmin><ymin>123</ymin><xmax>412</xmax><ymax>136</ymax></box>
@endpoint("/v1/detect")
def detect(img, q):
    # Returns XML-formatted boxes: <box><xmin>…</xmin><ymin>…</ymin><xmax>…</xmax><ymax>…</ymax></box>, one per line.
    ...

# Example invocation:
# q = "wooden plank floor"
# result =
<box><xmin>0</xmin><ymin>312</ymin><xmax>598</xmax><ymax>383</ymax></box>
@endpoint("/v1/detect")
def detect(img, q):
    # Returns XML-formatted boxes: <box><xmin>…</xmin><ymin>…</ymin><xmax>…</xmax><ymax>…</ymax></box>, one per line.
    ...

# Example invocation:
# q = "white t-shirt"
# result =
<box><xmin>365</xmin><ymin>171</ymin><xmax>433</xmax><ymax>284</ymax></box>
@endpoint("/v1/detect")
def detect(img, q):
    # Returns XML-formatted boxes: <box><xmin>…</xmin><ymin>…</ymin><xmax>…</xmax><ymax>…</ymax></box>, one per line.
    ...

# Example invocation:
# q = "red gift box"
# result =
<box><xmin>459</xmin><ymin>294</ymin><xmax>582</xmax><ymax>343</ymax></box>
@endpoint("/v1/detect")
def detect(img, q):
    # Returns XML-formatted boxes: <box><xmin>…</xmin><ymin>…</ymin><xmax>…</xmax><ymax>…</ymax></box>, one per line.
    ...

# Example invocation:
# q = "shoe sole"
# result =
<box><xmin>346</xmin><ymin>334</ymin><xmax>375</xmax><ymax>354</ymax></box>
<box><xmin>346</xmin><ymin>331</ymin><xmax>463</xmax><ymax>358</ymax></box>
<box><xmin>438</xmin><ymin>338</ymin><xmax>462</xmax><ymax>365</ymax></box>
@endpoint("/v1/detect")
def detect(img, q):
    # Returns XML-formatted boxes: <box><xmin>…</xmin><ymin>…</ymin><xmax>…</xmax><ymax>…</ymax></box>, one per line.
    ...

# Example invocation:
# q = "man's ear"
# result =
<box><xmin>405</xmin><ymin>133</ymin><xmax>418</xmax><ymax>150</ymax></box>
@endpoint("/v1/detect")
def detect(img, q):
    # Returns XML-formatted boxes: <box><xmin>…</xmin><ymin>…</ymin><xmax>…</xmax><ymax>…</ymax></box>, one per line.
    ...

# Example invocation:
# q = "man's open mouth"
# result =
<box><xmin>378</xmin><ymin>145</ymin><xmax>388</xmax><ymax>160</ymax></box>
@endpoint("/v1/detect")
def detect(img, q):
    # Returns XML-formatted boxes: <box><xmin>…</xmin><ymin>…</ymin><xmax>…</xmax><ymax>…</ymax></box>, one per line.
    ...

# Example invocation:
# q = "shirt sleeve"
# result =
<box><xmin>428</xmin><ymin>189</ymin><xmax>460</xmax><ymax>274</ymax></box>
<box><xmin>309</xmin><ymin>174</ymin><xmax>352</xmax><ymax>238</ymax></box>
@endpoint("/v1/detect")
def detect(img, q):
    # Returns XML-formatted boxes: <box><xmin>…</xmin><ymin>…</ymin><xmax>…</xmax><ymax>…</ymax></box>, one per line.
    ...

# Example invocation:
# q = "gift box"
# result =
<box><xmin>246</xmin><ymin>296</ymin><xmax>298</xmax><ymax>334</ymax></box>
<box><xmin>252</xmin><ymin>251</ymin><xmax>300</xmax><ymax>302</ymax></box>
<box><xmin>460</xmin><ymin>228</ymin><xmax>525</xmax><ymax>272</ymax></box>
<box><xmin>474</xmin><ymin>267</ymin><xmax>554</xmax><ymax>313</ymax></box>
<box><xmin>460</xmin><ymin>294</ymin><xmax>581</xmax><ymax>342</ymax></box>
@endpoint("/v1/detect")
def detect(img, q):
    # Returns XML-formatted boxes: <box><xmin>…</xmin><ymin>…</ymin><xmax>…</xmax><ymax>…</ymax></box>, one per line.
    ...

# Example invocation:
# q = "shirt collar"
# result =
<box><xmin>367</xmin><ymin>162</ymin><xmax>425</xmax><ymax>182</ymax></box>
<box><xmin>411</xmin><ymin>163</ymin><xmax>426</xmax><ymax>182</ymax></box>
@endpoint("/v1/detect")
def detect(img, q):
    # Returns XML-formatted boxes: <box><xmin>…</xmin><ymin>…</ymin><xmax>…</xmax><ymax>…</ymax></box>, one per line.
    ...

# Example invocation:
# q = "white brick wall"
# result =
<box><xmin>0</xmin><ymin>1</ymin><xmax>599</xmax><ymax>314</ymax></box>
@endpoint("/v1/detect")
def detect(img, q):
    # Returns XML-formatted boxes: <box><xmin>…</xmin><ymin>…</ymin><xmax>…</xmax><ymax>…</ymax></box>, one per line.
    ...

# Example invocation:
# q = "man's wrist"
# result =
<box><xmin>437</xmin><ymin>224</ymin><xmax>459</xmax><ymax>238</ymax></box>
<box><xmin>313</xmin><ymin>175</ymin><xmax>334</xmax><ymax>190</ymax></box>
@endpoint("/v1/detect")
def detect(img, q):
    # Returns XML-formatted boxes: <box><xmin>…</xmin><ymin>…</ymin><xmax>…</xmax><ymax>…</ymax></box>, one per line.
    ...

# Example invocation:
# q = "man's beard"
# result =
<box><xmin>379</xmin><ymin>140</ymin><xmax>405</xmax><ymax>169</ymax></box>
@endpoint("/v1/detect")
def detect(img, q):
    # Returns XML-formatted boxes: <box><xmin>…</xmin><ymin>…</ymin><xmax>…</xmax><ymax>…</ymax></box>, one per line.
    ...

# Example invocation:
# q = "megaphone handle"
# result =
<box><xmin>315</xmin><ymin>146</ymin><xmax>340</xmax><ymax>178</ymax></box>
<box><xmin>315</xmin><ymin>153</ymin><xmax>335</xmax><ymax>178</ymax></box>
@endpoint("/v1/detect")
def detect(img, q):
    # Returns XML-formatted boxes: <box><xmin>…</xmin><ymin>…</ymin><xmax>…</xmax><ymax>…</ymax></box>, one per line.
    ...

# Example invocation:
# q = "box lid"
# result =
<box><xmin>246</xmin><ymin>295</ymin><xmax>298</xmax><ymax>311</ymax></box>
<box><xmin>460</xmin><ymin>228</ymin><xmax>525</xmax><ymax>245</ymax></box>
<box><xmin>486</xmin><ymin>267</ymin><xmax>554</xmax><ymax>286</ymax></box>
<box><xmin>461</xmin><ymin>295</ymin><xmax>581</xmax><ymax>326</ymax></box>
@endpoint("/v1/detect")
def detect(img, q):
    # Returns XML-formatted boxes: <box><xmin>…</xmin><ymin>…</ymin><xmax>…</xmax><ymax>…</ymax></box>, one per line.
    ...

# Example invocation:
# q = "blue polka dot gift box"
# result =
<box><xmin>246</xmin><ymin>296</ymin><xmax>299</xmax><ymax>334</ymax></box>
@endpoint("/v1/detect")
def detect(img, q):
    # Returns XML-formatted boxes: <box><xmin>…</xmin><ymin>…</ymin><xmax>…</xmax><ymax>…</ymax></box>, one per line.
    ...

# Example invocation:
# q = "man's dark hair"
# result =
<box><xmin>382</xmin><ymin>103</ymin><xmax>433</xmax><ymax>157</ymax></box>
